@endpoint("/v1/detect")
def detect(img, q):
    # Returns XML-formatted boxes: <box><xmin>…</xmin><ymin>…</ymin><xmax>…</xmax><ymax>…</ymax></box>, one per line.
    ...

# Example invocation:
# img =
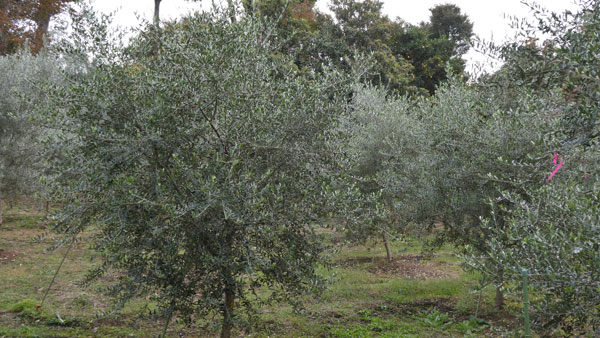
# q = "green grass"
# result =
<box><xmin>2</xmin><ymin>213</ymin><xmax>44</xmax><ymax>229</ymax></box>
<box><xmin>0</xmin><ymin>204</ymin><xmax>520</xmax><ymax>337</ymax></box>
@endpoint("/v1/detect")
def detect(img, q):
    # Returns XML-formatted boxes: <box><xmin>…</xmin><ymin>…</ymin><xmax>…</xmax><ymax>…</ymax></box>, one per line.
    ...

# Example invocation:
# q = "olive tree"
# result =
<box><xmin>463</xmin><ymin>1</ymin><xmax>600</xmax><ymax>331</ymax></box>
<box><xmin>464</xmin><ymin>153</ymin><xmax>600</xmax><ymax>331</ymax></box>
<box><xmin>45</xmin><ymin>9</ymin><xmax>357</xmax><ymax>338</ymax></box>
<box><xmin>338</xmin><ymin>64</ymin><xmax>562</xmax><ymax>309</ymax></box>
<box><xmin>339</xmin><ymin>85</ymin><xmax>429</xmax><ymax>261</ymax></box>
<box><xmin>0</xmin><ymin>50</ymin><xmax>62</xmax><ymax>224</ymax></box>
<box><xmin>339</xmin><ymin>74</ymin><xmax>558</xmax><ymax>271</ymax></box>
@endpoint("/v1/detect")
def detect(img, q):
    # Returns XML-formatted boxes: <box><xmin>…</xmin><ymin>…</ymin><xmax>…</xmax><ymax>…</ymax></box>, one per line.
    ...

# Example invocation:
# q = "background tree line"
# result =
<box><xmin>241</xmin><ymin>0</ymin><xmax>473</xmax><ymax>95</ymax></box>
<box><xmin>1</xmin><ymin>0</ymin><xmax>473</xmax><ymax>92</ymax></box>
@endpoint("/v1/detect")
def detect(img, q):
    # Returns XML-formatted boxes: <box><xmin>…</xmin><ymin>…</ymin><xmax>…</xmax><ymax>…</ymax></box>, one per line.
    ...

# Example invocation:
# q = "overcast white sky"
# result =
<box><xmin>89</xmin><ymin>0</ymin><xmax>583</xmax><ymax>73</ymax></box>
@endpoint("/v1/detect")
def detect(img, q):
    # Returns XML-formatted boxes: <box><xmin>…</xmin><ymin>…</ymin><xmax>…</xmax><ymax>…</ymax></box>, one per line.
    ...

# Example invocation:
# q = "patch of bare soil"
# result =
<box><xmin>0</xmin><ymin>249</ymin><xmax>17</xmax><ymax>265</ymax></box>
<box><xmin>8</xmin><ymin>209</ymin><xmax>43</xmax><ymax>217</ymax></box>
<box><xmin>367</xmin><ymin>255</ymin><xmax>459</xmax><ymax>279</ymax></box>
<box><xmin>0</xmin><ymin>310</ymin><xmax>22</xmax><ymax>328</ymax></box>
<box><xmin>391</xmin><ymin>297</ymin><xmax>458</xmax><ymax>316</ymax></box>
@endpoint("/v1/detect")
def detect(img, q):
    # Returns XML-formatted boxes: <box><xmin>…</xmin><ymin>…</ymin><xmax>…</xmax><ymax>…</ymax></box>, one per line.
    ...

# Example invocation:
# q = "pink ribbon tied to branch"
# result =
<box><xmin>547</xmin><ymin>153</ymin><xmax>563</xmax><ymax>181</ymax></box>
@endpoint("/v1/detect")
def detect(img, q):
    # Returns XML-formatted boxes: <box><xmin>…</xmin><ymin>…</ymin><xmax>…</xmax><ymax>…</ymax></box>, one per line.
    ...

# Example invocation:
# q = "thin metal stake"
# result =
<box><xmin>475</xmin><ymin>272</ymin><xmax>485</xmax><ymax>319</ymax></box>
<box><xmin>522</xmin><ymin>268</ymin><xmax>531</xmax><ymax>337</ymax></box>
<box><xmin>40</xmin><ymin>238</ymin><xmax>75</xmax><ymax>308</ymax></box>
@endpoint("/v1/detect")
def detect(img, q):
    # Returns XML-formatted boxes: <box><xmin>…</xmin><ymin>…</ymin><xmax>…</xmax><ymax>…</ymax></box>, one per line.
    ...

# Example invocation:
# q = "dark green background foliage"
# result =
<box><xmin>241</xmin><ymin>0</ymin><xmax>473</xmax><ymax>95</ymax></box>
<box><xmin>326</xmin><ymin>0</ymin><xmax>472</xmax><ymax>95</ymax></box>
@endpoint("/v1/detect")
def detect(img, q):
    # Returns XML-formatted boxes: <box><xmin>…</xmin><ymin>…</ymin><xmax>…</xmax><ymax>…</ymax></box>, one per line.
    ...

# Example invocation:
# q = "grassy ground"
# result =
<box><xmin>0</xmin><ymin>203</ymin><xmax>522</xmax><ymax>337</ymax></box>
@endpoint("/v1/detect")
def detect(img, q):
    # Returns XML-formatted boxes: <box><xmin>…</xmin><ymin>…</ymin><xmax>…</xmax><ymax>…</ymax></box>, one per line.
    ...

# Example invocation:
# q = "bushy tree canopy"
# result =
<box><xmin>462</xmin><ymin>1</ymin><xmax>600</xmax><ymax>331</ymax></box>
<box><xmin>45</xmin><ymin>9</ymin><xmax>359</xmax><ymax>337</ymax></box>
<box><xmin>428</xmin><ymin>4</ymin><xmax>473</xmax><ymax>56</ymax></box>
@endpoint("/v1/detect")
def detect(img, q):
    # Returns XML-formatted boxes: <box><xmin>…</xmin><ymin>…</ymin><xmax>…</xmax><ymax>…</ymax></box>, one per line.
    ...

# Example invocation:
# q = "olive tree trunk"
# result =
<box><xmin>0</xmin><ymin>0</ymin><xmax>8</xmax><ymax>53</ymax></box>
<box><xmin>495</xmin><ymin>286</ymin><xmax>504</xmax><ymax>310</ymax></box>
<box><xmin>220</xmin><ymin>284</ymin><xmax>235</xmax><ymax>338</ymax></box>
<box><xmin>382</xmin><ymin>230</ymin><xmax>392</xmax><ymax>262</ymax></box>
<box><xmin>227</xmin><ymin>0</ymin><xmax>236</xmax><ymax>22</ymax></box>
<box><xmin>221</xmin><ymin>228</ymin><xmax>236</xmax><ymax>338</ymax></box>
<box><xmin>153</xmin><ymin>0</ymin><xmax>161</xmax><ymax>26</ymax></box>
